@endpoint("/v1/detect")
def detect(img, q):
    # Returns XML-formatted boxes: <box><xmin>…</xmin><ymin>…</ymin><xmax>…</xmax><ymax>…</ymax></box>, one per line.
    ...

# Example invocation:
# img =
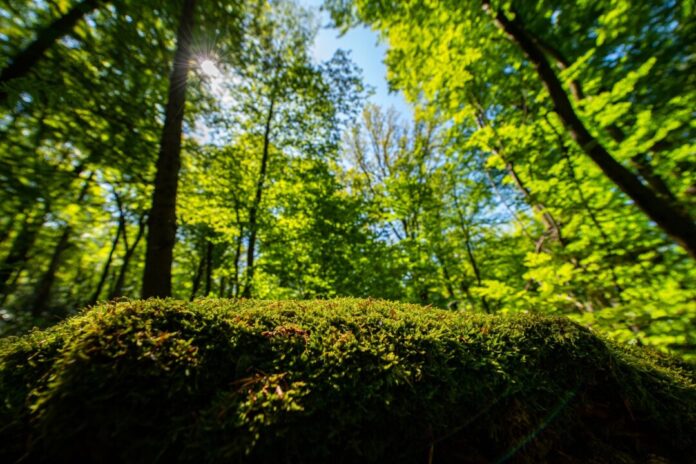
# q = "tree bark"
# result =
<box><xmin>232</xmin><ymin>225</ymin><xmax>244</xmax><ymax>298</ymax></box>
<box><xmin>0</xmin><ymin>219</ymin><xmax>14</xmax><ymax>246</ymax></box>
<box><xmin>483</xmin><ymin>1</ymin><xmax>696</xmax><ymax>259</ymax></box>
<box><xmin>189</xmin><ymin>244</ymin><xmax>205</xmax><ymax>301</ymax></box>
<box><xmin>142</xmin><ymin>0</ymin><xmax>197</xmax><ymax>298</ymax></box>
<box><xmin>32</xmin><ymin>228</ymin><xmax>70</xmax><ymax>315</ymax></box>
<box><xmin>526</xmin><ymin>27</ymin><xmax>680</xmax><ymax>205</ymax></box>
<box><xmin>242</xmin><ymin>97</ymin><xmax>275</xmax><ymax>298</ymax></box>
<box><xmin>0</xmin><ymin>209</ymin><xmax>46</xmax><ymax>298</ymax></box>
<box><xmin>32</xmin><ymin>173</ymin><xmax>93</xmax><ymax>315</ymax></box>
<box><xmin>453</xmin><ymin>195</ymin><xmax>490</xmax><ymax>313</ymax></box>
<box><xmin>0</xmin><ymin>0</ymin><xmax>101</xmax><ymax>104</ymax></box>
<box><xmin>109</xmin><ymin>212</ymin><xmax>146</xmax><ymax>299</ymax></box>
<box><xmin>204</xmin><ymin>240</ymin><xmax>214</xmax><ymax>296</ymax></box>
<box><xmin>218</xmin><ymin>276</ymin><xmax>227</xmax><ymax>298</ymax></box>
<box><xmin>473</xmin><ymin>107</ymin><xmax>565</xmax><ymax>247</ymax></box>
<box><xmin>483</xmin><ymin>169</ymin><xmax>535</xmax><ymax>242</ymax></box>
<box><xmin>88</xmin><ymin>219</ymin><xmax>123</xmax><ymax>306</ymax></box>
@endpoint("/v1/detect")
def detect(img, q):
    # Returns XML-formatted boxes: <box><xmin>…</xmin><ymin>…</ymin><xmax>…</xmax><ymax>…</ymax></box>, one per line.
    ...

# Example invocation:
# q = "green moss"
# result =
<box><xmin>1</xmin><ymin>298</ymin><xmax>694</xmax><ymax>463</ymax></box>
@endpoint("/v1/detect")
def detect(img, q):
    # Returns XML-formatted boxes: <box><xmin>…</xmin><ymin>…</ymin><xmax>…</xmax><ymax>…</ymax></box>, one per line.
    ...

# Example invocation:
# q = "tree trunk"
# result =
<box><xmin>441</xmin><ymin>263</ymin><xmax>456</xmax><ymax>300</ymax></box>
<box><xmin>0</xmin><ymin>0</ymin><xmax>101</xmax><ymax>104</ymax></box>
<box><xmin>189</xmin><ymin>245</ymin><xmax>205</xmax><ymax>301</ymax></box>
<box><xmin>232</xmin><ymin>226</ymin><xmax>244</xmax><ymax>298</ymax></box>
<box><xmin>242</xmin><ymin>97</ymin><xmax>275</xmax><ymax>298</ymax></box>
<box><xmin>0</xmin><ymin>219</ymin><xmax>14</xmax><ymax>246</ymax></box>
<box><xmin>88</xmin><ymin>220</ymin><xmax>123</xmax><ymax>306</ymax></box>
<box><xmin>473</xmin><ymin>108</ymin><xmax>565</xmax><ymax>247</ymax></box>
<box><xmin>32</xmin><ymin>173</ymin><xmax>93</xmax><ymax>315</ymax></box>
<box><xmin>218</xmin><ymin>276</ymin><xmax>227</xmax><ymax>298</ymax></box>
<box><xmin>142</xmin><ymin>0</ymin><xmax>197</xmax><ymax>298</ymax></box>
<box><xmin>483</xmin><ymin>1</ymin><xmax>696</xmax><ymax>259</ymax></box>
<box><xmin>204</xmin><ymin>240</ymin><xmax>214</xmax><ymax>296</ymax></box>
<box><xmin>109</xmin><ymin>213</ymin><xmax>146</xmax><ymax>299</ymax></box>
<box><xmin>453</xmin><ymin>195</ymin><xmax>490</xmax><ymax>313</ymax></box>
<box><xmin>526</xmin><ymin>28</ymin><xmax>681</xmax><ymax>205</ymax></box>
<box><xmin>0</xmin><ymin>209</ymin><xmax>46</xmax><ymax>298</ymax></box>
<box><xmin>483</xmin><ymin>170</ymin><xmax>535</xmax><ymax>242</ymax></box>
<box><xmin>32</xmin><ymin>228</ymin><xmax>70</xmax><ymax>315</ymax></box>
<box><xmin>505</xmin><ymin>161</ymin><xmax>565</xmax><ymax>246</ymax></box>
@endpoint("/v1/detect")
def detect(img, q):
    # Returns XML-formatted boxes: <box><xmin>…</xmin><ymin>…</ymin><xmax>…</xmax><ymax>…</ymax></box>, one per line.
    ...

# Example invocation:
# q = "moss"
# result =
<box><xmin>0</xmin><ymin>298</ymin><xmax>694</xmax><ymax>463</ymax></box>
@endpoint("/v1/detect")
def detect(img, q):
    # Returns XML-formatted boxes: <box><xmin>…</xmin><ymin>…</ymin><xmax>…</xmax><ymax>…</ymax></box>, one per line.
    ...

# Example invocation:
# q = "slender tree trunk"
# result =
<box><xmin>505</xmin><ymin>161</ymin><xmax>565</xmax><ymax>246</ymax></box>
<box><xmin>189</xmin><ymin>245</ymin><xmax>205</xmax><ymax>301</ymax></box>
<box><xmin>452</xmin><ymin>195</ymin><xmax>490</xmax><ymax>313</ymax></box>
<box><xmin>109</xmin><ymin>213</ymin><xmax>146</xmax><ymax>299</ymax></box>
<box><xmin>474</xmin><ymin>109</ymin><xmax>565</xmax><ymax>246</ymax></box>
<box><xmin>232</xmin><ymin>226</ymin><xmax>244</xmax><ymax>298</ymax></box>
<box><xmin>142</xmin><ymin>0</ymin><xmax>197</xmax><ymax>298</ymax></box>
<box><xmin>483</xmin><ymin>1</ymin><xmax>696</xmax><ymax>259</ymax></box>
<box><xmin>88</xmin><ymin>220</ymin><xmax>123</xmax><ymax>306</ymax></box>
<box><xmin>218</xmin><ymin>276</ymin><xmax>227</xmax><ymax>298</ymax></box>
<box><xmin>0</xmin><ymin>219</ymin><xmax>14</xmax><ymax>247</ymax></box>
<box><xmin>242</xmin><ymin>97</ymin><xmax>275</xmax><ymax>298</ymax></box>
<box><xmin>204</xmin><ymin>240</ymin><xmax>213</xmax><ymax>296</ymax></box>
<box><xmin>32</xmin><ymin>228</ymin><xmax>70</xmax><ymax>315</ymax></box>
<box><xmin>0</xmin><ymin>0</ymin><xmax>101</xmax><ymax>104</ymax></box>
<box><xmin>435</xmin><ymin>252</ymin><xmax>456</xmax><ymax>300</ymax></box>
<box><xmin>0</xmin><ymin>209</ymin><xmax>46</xmax><ymax>297</ymax></box>
<box><xmin>33</xmin><ymin>173</ymin><xmax>93</xmax><ymax>314</ymax></box>
<box><xmin>483</xmin><ymin>170</ymin><xmax>535</xmax><ymax>242</ymax></box>
<box><xmin>441</xmin><ymin>264</ymin><xmax>456</xmax><ymax>300</ymax></box>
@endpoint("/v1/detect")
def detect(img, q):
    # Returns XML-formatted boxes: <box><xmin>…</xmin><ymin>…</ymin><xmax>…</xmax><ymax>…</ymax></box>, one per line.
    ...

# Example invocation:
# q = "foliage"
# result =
<box><xmin>0</xmin><ymin>0</ymin><xmax>695</xmax><ymax>365</ymax></box>
<box><xmin>1</xmin><ymin>298</ymin><xmax>695</xmax><ymax>463</ymax></box>
<box><xmin>326</xmin><ymin>0</ymin><xmax>696</xmax><ymax>359</ymax></box>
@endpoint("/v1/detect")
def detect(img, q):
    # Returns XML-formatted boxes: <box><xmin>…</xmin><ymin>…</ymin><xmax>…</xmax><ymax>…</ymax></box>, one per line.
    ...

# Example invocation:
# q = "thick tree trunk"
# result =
<box><xmin>483</xmin><ymin>1</ymin><xmax>696</xmax><ymax>259</ymax></box>
<box><xmin>242</xmin><ymin>97</ymin><xmax>275</xmax><ymax>298</ymax></box>
<box><xmin>88</xmin><ymin>220</ymin><xmax>123</xmax><ymax>306</ymax></box>
<box><xmin>0</xmin><ymin>0</ymin><xmax>101</xmax><ymax>104</ymax></box>
<box><xmin>142</xmin><ymin>0</ymin><xmax>197</xmax><ymax>298</ymax></box>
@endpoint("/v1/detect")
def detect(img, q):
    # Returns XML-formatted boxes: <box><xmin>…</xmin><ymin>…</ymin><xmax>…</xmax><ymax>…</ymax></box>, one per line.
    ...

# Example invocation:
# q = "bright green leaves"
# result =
<box><xmin>333</xmin><ymin>0</ymin><xmax>696</xmax><ymax>359</ymax></box>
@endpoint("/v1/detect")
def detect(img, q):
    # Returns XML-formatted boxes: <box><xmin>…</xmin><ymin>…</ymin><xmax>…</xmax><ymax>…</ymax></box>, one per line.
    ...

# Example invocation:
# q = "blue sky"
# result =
<box><xmin>300</xmin><ymin>0</ymin><xmax>411</xmax><ymax>116</ymax></box>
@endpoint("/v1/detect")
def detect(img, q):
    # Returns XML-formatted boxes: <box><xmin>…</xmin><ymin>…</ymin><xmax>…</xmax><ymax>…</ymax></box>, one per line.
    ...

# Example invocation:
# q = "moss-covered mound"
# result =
<box><xmin>1</xmin><ymin>299</ymin><xmax>694</xmax><ymax>463</ymax></box>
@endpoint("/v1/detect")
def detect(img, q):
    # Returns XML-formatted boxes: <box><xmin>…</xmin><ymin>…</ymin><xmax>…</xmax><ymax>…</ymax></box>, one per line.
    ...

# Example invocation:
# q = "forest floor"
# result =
<box><xmin>1</xmin><ymin>298</ymin><xmax>695</xmax><ymax>463</ymax></box>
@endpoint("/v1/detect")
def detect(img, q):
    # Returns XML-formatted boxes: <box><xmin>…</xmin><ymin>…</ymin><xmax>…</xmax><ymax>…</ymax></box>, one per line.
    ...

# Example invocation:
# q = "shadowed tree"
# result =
<box><xmin>141</xmin><ymin>0</ymin><xmax>197</xmax><ymax>298</ymax></box>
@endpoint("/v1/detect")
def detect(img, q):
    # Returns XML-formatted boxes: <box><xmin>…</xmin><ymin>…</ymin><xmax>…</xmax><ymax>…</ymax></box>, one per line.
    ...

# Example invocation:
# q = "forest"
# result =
<box><xmin>0</xmin><ymin>0</ymin><xmax>695</xmax><ymax>462</ymax></box>
<box><xmin>1</xmin><ymin>0</ymin><xmax>694</xmax><ymax>358</ymax></box>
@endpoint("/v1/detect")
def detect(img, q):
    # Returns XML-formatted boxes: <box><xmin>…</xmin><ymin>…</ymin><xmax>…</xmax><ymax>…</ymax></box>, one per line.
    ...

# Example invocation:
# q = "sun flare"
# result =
<box><xmin>199</xmin><ymin>59</ymin><xmax>220</xmax><ymax>78</ymax></box>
